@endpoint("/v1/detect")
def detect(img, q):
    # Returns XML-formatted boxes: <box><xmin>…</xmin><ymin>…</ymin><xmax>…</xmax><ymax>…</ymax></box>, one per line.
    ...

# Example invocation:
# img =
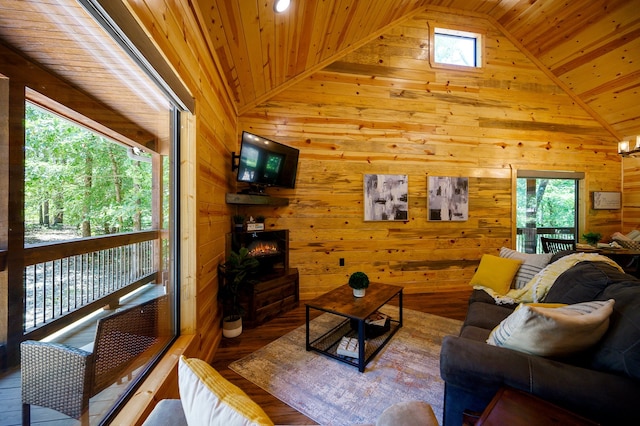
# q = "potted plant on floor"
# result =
<box><xmin>349</xmin><ymin>271</ymin><xmax>369</xmax><ymax>297</ymax></box>
<box><xmin>219</xmin><ymin>247</ymin><xmax>259</xmax><ymax>337</ymax></box>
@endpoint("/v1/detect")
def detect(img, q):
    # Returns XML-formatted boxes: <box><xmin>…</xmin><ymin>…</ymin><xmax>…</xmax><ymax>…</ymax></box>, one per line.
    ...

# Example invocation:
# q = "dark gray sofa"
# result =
<box><xmin>440</xmin><ymin>258</ymin><xmax>640</xmax><ymax>426</ymax></box>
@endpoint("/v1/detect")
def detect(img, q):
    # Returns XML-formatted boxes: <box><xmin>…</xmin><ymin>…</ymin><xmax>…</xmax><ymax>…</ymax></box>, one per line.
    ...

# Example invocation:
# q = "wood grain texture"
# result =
<box><xmin>193</xmin><ymin>0</ymin><xmax>640</xmax><ymax>139</ymax></box>
<box><xmin>622</xmin><ymin>156</ymin><xmax>640</xmax><ymax>232</ymax></box>
<box><xmin>0</xmin><ymin>0</ymin><xmax>171</xmax><ymax>145</ymax></box>
<box><xmin>124</xmin><ymin>0</ymin><xmax>238</xmax><ymax>367</ymax></box>
<box><xmin>2</xmin><ymin>1</ymin><xmax>639</xmax><ymax>422</ymax></box>
<box><xmin>238</xmin><ymin>10</ymin><xmax>622</xmax><ymax>299</ymax></box>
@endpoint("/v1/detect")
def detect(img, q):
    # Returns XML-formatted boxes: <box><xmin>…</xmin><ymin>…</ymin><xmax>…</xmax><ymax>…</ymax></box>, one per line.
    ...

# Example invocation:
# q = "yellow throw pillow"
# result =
<box><xmin>469</xmin><ymin>254</ymin><xmax>523</xmax><ymax>295</ymax></box>
<box><xmin>178</xmin><ymin>356</ymin><xmax>274</xmax><ymax>426</ymax></box>
<box><xmin>486</xmin><ymin>299</ymin><xmax>615</xmax><ymax>357</ymax></box>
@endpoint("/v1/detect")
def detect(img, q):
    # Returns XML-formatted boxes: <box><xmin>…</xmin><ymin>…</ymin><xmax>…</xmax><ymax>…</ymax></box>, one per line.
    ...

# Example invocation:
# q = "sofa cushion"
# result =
<box><xmin>468</xmin><ymin>289</ymin><xmax>519</xmax><ymax>311</ymax></box>
<box><xmin>470</xmin><ymin>254</ymin><xmax>522</xmax><ymax>295</ymax></box>
<box><xmin>499</xmin><ymin>247</ymin><xmax>552</xmax><ymax>289</ymax></box>
<box><xmin>178</xmin><ymin>356</ymin><xmax>274</xmax><ymax>426</ymax></box>
<box><xmin>584</xmin><ymin>281</ymin><xmax>640</xmax><ymax>380</ymax></box>
<box><xmin>142</xmin><ymin>400</ymin><xmax>188</xmax><ymax>426</ymax></box>
<box><xmin>544</xmin><ymin>261</ymin><xmax>627</xmax><ymax>304</ymax></box>
<box><xmin>464</xmin><ymin>300</ymin><xmax>515</xmax><ymax>330</ymax></box>
<box><xmin>486</xmin><ymin>300</ymin><xmax>614</xmax><ymax>356</ymax></box>
<box><xmin>459</xmin><ymin>325</ymin><xmax>492</xmax><ymax>342</ymax></box>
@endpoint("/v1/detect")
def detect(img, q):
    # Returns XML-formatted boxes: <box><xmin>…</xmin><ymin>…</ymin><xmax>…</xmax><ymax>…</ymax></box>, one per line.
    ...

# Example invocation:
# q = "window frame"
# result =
<box><xmin>428</xmin><ymin>22</ymin><xmax>484</xmax><ymax>72</ymax></box>
<box><xmin>514</xmin><ymin>170</ymin><xmax>586</xmax><ymax>254</ymax></box>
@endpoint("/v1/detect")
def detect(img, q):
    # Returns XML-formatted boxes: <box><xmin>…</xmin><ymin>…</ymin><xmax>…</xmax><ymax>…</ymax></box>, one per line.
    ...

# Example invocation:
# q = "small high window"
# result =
<box><xmin>430</xmin><ymin>24</ymin><xmax>483</xmax><ymax>70</ymax></box>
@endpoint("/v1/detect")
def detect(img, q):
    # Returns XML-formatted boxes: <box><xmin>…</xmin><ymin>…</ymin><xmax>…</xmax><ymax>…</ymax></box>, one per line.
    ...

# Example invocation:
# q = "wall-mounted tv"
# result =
<box><xmin>232</xmin><ymin>131</ymin><xmax>299</xmax><ymax>194</ymax></box>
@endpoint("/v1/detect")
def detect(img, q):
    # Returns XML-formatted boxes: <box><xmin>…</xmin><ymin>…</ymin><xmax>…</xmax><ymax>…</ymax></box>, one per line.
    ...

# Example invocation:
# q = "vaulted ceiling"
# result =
<box><xmin>198</xmin><ymin>0</ymin><xmax>640</xmax><ymax>139</ymax></box>
<box><xmin>0</xmin><ymin>0</ymin><xmax>638</xmax><ymax>141</ymax></box>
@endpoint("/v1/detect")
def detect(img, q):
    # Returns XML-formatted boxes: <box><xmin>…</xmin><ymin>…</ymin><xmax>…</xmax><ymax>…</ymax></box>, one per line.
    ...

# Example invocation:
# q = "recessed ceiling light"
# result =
<box><xmin>274</xmin><ymin>0</ymin><xmax>291</xmax><ymax>13</ymax></box>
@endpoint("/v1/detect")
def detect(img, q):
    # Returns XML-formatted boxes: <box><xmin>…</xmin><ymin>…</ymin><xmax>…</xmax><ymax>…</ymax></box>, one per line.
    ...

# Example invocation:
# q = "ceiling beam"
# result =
<box><xmin>0</xmin><ymin>42</ymin><xmax>157</xmax><ymax>151</ymax></box>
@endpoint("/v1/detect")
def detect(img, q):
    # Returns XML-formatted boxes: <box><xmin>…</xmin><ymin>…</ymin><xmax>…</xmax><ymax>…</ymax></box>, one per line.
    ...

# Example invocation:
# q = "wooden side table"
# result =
<box><xmin>477</xmin><ymin>387</ymin><xmax>598</xmax><ymax>426</ymax></box>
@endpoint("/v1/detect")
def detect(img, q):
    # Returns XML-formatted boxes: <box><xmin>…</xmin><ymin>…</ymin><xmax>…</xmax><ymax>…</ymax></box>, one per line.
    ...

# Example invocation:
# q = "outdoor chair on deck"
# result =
<box><xmin>541</xmin><ymin>237</ymin><xmax>576</xmax><ymax>254</ymax></box>
<box><xmin>21</xmin><ymin>294</ymin><xmax>168</xmax><ymax>425</ymax></box>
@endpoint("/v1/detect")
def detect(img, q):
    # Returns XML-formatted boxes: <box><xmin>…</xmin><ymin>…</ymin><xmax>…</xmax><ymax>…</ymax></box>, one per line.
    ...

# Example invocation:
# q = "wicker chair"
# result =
<box><xmin>21</xmin><ymin>294</ymin><xmax>168</xmax><ymax>425</ymax></box>
<box><xmin>540</xmin><ymin>237</ymin><xmax>576</xmax><ymax>254</ymax></box>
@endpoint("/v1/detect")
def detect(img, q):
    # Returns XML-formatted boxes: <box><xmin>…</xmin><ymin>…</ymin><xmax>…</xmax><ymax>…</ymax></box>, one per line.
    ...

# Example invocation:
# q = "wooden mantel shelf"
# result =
<box><xmin>225</xmin><ymin>193</ymin><xmax>289</xmax><ymax>206</ymax></box>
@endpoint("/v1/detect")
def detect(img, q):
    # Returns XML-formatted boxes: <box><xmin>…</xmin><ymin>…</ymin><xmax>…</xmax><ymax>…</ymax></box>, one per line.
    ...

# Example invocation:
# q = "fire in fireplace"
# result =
<box><xmin>227</xmin><ymin>230</ymin><xmax>289</xmax><ymax>273</ymax></box>
<box><xmin>247</xmin><ymin>240</ymin><xmax>280</xmax><ymax>257</ymax></box>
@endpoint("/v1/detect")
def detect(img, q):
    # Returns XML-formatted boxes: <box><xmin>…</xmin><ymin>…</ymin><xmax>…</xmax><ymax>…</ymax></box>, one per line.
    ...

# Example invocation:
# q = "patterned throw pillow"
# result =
<box><xmin>487</xmin><ymin>299</ymin><xmax>615</xmax><ymax>356</ymax></box>
<box><xmin>499</xmin><ymin>247</ymin><xmax>552</xmax><ymax>289</ymax></box>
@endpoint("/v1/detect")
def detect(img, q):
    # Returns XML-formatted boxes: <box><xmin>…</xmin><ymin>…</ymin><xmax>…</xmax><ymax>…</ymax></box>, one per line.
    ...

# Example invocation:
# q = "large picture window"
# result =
<box><xmin>19</xmin><ymin>94</ymin><xmax>178</xmax><ymax>424</ymax></box>
<box><xmin>0</xmin><ymin>1</ymin><xmax>185</xmax><ymax>423</ymax></box>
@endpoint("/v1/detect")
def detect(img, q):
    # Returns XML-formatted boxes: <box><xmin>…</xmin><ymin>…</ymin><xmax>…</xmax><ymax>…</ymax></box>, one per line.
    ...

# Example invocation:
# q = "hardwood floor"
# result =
<box><xmin>212</xmin><ymin>290</ymin><xmax>471</xmax><ymax>425</ymax></box>
<box><xmin>0</xmin><ymin>289</ymin><xmax>470</xmax><ymax>425</ymax></box>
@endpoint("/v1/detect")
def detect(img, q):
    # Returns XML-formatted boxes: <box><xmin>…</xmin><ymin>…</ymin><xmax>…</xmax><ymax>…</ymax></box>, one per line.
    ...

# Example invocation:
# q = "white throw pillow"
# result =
<box><xmin>178</xmin><ymin>356</ymin><xmax>274</xmax><ymax>426</ymax></box>
<box><xmin>499</xmin><ymin>247</ymin><xmax>552</xmax><ymax>289</ymax></box>
<box><xmin>486</xmin><ymin>299</ymin><xmax>614</xmax><ymax>356</ymax></box>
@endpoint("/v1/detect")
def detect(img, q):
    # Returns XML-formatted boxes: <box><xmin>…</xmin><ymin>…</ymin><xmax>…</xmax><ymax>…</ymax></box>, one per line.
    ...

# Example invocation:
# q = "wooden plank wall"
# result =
<box><xmin>238</xmin><ymin>9</ymin><xmax>622</xmax><ymax>299</ymax></box>
<box><xmin>123</xmin><ymin>0</ymin><xmax>237</xmax><ymax>360</ymax></box>
<box><xmin>623</xmin><ymin>156</ymin><xmax>640</xmax><ymax>231</ymax></box>
<box><xmin>113</xmin><ymin>1</ymin><xmax>240</xmax><ymax>421</ymax></box>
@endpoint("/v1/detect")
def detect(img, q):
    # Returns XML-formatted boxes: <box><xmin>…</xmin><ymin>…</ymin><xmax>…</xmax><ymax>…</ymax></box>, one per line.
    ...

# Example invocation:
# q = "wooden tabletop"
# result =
<box><xmin>578</xmin><ymin>247</ymin><xmax>640</xmax><ymax>255</ymax></box>
<box><xmin>305</xmin><ymin>282</ymin><xmax>402</xmax><ymax>320</ymax></box>
<box><xmin>477</xmin><ymin>387</ymin><xmax>598</xmax><ymax>426</ymax></box>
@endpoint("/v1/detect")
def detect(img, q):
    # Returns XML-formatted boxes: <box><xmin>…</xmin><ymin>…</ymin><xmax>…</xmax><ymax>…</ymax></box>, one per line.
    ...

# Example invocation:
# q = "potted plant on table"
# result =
<box><xmin>348</xmin><ymin>271</ymin><xmax>369</xmax><ymax>297</ymax></box>
<box><xmin>582</xmin><ymin>231</ymin><xmax>602</xmax><ymax>246</ymax></box>
<box><xmin>219</xmin><ymin>247</ymin><xmax>259</xmax><ymax>337</ymax></box>
<box><xmin>232</xmin><ymin>214</ymin><xmax>245</xmax><ymax>232</ymax></box>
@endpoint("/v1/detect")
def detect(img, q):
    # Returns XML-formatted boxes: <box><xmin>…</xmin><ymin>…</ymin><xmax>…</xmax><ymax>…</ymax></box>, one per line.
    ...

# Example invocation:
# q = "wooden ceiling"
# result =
<box><xmin>198</xmin><ymin>0</ymin><xmax>640</xmax><ymax>139</ymax></box>
<box><xmin>0</xmin><ymin>0</ymin><xmax>638</xmax><ymax>141</ymax></box>
<box><xmin>0</xmin><ymin>0</ymin><xmax>171</xmax><ymax>148</ymax></box>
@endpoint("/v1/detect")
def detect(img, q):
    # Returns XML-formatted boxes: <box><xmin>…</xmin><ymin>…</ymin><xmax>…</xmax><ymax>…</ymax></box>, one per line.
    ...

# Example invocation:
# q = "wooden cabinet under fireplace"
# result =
<box><xmin>225</xmin><ymin>230</ymin><xmax>299</xmax><ymax>328</ymax></box>
<box><xmin>245</xmin><ymin>268</ymin><xmax>299</xmax><ymax>328</ymax></box>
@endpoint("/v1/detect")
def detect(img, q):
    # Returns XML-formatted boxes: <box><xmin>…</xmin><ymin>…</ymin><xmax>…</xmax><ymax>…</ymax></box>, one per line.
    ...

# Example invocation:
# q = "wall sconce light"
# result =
<box><xmin>274</xmin><ymin>0</ymin><xmax>291</xmax><ymax>13</ymax></box>
<box><xmin>619</xmin><ymin>136</ymin><xmax>640</xmax><ymax>157</ymax></box>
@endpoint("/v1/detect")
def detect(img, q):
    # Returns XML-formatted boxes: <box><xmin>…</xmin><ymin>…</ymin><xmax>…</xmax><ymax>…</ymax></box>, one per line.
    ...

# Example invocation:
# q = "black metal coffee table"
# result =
<box><xmin>305</xmin><ymin>282</ymin><xmax>402</xmax><ymax>372</ymax></box>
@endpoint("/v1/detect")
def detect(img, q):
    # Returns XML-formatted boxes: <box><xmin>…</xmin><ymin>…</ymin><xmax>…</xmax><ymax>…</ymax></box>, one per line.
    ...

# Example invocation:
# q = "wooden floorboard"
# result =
<box><xmin>212</xmin><ymin>290</ymin><xmax>471</xmax><ymax>425</ymax></box>
<box><xmin>0</xmin><ymin>288</ymin><xmax>471</xmax><ymax>425</ymax></box>
<box><xmin>0</xmin><ymin>284</ymin><xmax>167</xmax><ymax>426</ymax></box>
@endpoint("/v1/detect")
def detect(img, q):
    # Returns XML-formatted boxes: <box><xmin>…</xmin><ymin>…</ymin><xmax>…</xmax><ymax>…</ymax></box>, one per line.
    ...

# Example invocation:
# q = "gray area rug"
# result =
<box><xmin>229</xmin><ymin>306</ymin><xmax>462</xmax><ymax>425</ymax></box>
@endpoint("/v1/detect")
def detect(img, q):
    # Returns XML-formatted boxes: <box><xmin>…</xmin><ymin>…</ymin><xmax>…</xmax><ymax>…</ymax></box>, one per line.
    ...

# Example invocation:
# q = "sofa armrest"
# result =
<box><xmin>440</xmin><ymin>335</ymin><xmax>640</xmax><ymax>425</ymax></box>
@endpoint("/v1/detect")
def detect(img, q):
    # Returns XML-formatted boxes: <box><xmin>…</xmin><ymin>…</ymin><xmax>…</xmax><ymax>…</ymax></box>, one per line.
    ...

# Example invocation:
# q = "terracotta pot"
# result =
<box><xmin>352</xmin><ymin>288</ymin><xmax>366</xmax><ymax>297</ymax></box>
<box><xmin>223</xmin><ymin>316</ymin><xmax>243</xmax><ymax>338</ymax></box>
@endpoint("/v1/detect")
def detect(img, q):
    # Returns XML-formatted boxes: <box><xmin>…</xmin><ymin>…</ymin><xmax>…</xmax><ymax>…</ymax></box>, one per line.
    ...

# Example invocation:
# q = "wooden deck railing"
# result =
<box><xmin>516</xmin><ymin>227</ymin><xmax>575</xmax><ymax>253</ymax></box>
<box><xmin>22</xmin><ymin>231</ymin><xmax>161</xmax><ymax>339</ymax></box>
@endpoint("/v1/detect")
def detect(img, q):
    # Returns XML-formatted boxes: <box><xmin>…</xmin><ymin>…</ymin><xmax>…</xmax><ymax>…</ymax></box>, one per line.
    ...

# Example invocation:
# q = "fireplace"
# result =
<box><xmin>223</xmin><ymin>229</ymin><xmax>298</xmax><ymax>328</ymax></box>
<box><xmin>227</xmin><ymin>230</ymin><xmax>289</xmax><ymax>274</ymax></box>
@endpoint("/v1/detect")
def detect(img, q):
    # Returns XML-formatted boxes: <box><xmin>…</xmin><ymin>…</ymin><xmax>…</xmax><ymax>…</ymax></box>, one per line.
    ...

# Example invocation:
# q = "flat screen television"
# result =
<box><xmin>233</xmin><ymin>131</ymin><xmax>299</xmax><ymax>194</ymax></box>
